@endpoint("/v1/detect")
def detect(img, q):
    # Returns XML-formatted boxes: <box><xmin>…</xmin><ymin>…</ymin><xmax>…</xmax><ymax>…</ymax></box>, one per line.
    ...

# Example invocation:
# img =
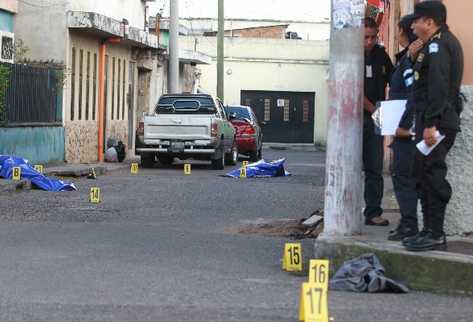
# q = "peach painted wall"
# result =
<box><xmin>444</xmin><ymin>0</ymin><xmax>473</xmax><ymax>85</ymax></box>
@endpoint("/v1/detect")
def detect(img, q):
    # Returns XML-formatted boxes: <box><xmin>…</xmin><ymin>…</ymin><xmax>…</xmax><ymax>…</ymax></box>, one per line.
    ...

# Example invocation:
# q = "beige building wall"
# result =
<box><xmin>180</xmin><ymin>36</ymin><xmax>329</xmax><ymax>145</ymax></box>
<box><xmin>0</xmin><ymin>0</ymin><xmax>18</xmax><ymax>13</ymax></box>
<box><xmin>443</xmin><ymin>0</ymin><xmax>473</xmax><ymax>85</ymax></box>
<box><xmin>65</xmin><ymin>31</ymin><xmax>134</xmax><ymax>163</ymax></box>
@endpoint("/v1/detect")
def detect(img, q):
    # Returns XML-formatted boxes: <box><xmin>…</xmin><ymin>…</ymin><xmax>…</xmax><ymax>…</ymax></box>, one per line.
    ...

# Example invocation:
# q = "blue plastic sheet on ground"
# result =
<box><xmin>0</xmin><ymin>155</ymin><xmax>77</xmax><ymax>192</ymax></box>
<box><xmin>225</xmin><ymin>158</ymin><xmax>291</xmax><ymax>178</ymax></box>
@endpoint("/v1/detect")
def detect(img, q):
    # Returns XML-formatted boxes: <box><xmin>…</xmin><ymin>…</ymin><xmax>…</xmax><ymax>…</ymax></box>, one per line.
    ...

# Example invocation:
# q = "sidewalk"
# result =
<box><xmin>314</xmin><ymin>176</ymin><xmax>473</xmax><ymax>295</ymax></box>
<box><xmin>264</xmin><ymin>142</ymin><xmax>322</xmax><ymax>152</ymax></box>
<box><xmin>0</xmin><ymin>160</ymin><xmax>132</xmax><ymax>193</ymax></box>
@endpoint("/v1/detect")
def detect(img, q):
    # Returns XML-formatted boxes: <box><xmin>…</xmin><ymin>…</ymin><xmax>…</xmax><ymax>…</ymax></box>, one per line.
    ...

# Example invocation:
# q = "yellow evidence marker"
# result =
<box><xmin>240</xmin><ymin>166</ymin><xmax>247</xmax><ymax>178</ymax></box>
<box><xmin>242</xmin><ymin>160</ymin><xmax>249</xmax><ymax>168</ymax></box>
<box><xmin>34</xmin><ymin>164</ymin><xmax>44</xmax><ymax>174</ymax></box>
<box><xmin>12</xmin><ymin>167</ymin><xmax>21</xmax><ymax>181</ymax></box>
<box><xmin>282</xmin><ymin>243</ymin><xmax>302</xmax><ymax>272</ymax></box>
<box><xmin>299</xmin><ymin>260</ymin><xmax>330</xmax><ymax>322</ymax></box>
<box><xmin>131</xmin><ymin>162</ymin><xmax>139</xmax><ymax>174</ymax></box>
<box><xmin>184</xmin><ymin>164</ymin><xmax>192</xmax><ymax>175</ymax></box>
<box><xmin>309</xmin><ymin>259</ymin><xmax>329</xmax><ymax>284</ymax></box>
<box><xmin>90</xmin><ymin>187</ymin><xmax>101</xmax><ymax>203</ymax></box>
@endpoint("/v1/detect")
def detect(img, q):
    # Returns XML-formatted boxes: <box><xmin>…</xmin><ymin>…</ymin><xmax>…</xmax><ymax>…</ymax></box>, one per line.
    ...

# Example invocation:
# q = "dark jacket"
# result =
<box><xmin>365</xmin><ymin>44</ymin><xmax>393</xmax><ymax>126</ymax></box>
<box><xmin>390</xmin><ymin>49</ymin><xmax>416</xmax><ymax>130</ymax></box>
<box><xmin>410</xmin><ymin>26</ymin><xmax>464</xmax><ymax>130</ymax></box>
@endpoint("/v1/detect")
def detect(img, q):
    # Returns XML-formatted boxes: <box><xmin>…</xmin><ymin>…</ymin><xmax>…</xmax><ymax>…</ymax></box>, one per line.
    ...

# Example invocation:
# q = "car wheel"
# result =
<box><xmin>158</xmin><ymin>155</ymin><xmax>174</xmax><ymax>165</ymax></box>
<box><xmin>141</xmin><ymin>153</ymin><xmax>155</xmax><ymax>168</ymax></box>
<box><xmin>249</xmin><ymin>150</ymin><xmax>259</xmax><ymax>162</ymax></box>
<box><xmin>225</xmin><ymin>145</ymin><xmax>238</xmax><ymax>166</ymax></box>
<box><xmin>211</xmin><ymin>149</ymin><xmax>225</xmax><ymax>170</ymax></box>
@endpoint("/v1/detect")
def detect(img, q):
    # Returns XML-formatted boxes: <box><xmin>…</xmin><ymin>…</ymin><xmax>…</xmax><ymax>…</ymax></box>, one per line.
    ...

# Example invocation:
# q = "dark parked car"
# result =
<box><xmin>225</xmin><ymin>105</ymin><xmax>263</xmax><ymax>162</ymax></box>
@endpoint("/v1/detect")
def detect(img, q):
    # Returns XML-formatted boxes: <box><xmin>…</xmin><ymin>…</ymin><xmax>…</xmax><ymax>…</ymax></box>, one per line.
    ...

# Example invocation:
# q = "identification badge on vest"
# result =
<box><xmin>366</xmin><ymin>65</ymin><xmax>373</xmax><ymax>78</ymax></box>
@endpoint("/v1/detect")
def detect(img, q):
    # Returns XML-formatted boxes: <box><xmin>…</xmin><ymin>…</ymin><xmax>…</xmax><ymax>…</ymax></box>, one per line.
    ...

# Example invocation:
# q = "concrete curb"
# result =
<box><xmin>314</xmin><ymin>237</ymin><xmax>473</xmax><ymax>295</ymax></box>
<box><xmin>44</xmin><ymin>163</ymin><xmax>130</xmax><ymax>178</ymax></box>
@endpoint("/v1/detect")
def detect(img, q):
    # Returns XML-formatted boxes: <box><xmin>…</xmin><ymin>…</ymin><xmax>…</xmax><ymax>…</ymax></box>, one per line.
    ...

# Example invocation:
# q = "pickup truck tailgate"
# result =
<box><xmin>144</xmin><ymin>114</ymin><xmax>212</xmax><ymax>141</ymax></box>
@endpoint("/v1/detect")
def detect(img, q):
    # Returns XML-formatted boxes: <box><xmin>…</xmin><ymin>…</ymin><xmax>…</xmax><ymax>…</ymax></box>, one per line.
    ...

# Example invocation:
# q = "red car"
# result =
<box><xmin>225</xmin><ymin>105</ymin><xmax>264</xmax><ymax>162</ymax></box>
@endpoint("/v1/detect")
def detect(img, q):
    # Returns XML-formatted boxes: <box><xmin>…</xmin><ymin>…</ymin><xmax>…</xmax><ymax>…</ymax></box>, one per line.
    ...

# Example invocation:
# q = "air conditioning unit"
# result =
<box><xmin>0</xmin><ymin>31</ymin><xmax>15</xmax><ymax>64</ymax></box>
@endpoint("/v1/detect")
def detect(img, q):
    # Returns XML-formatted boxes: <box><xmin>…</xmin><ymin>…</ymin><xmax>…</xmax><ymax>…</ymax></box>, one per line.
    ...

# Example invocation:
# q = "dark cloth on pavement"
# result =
<box><xmin>330</xmin><ymin>253</ymin><xmax>409</xmax><ymax>293</ymax></box>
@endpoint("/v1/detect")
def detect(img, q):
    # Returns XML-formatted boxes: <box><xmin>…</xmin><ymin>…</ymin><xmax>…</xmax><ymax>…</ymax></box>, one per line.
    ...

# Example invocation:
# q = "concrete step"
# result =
<box><xmin>314</xmin><ymin>231</ymin><xmax>473</xmax><ymax>295</ymax></box>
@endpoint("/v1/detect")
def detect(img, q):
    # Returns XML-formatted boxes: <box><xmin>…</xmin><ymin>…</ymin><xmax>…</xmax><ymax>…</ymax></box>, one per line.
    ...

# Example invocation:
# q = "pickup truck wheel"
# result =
<box><xmin>225</xmin><ymin>145</ymin><xmax>238</xmax><ymax>166</ymax></box>
<box><xmin>158</xmin><ymin>155</ymin><xmax>174</xmax><ymax>165</ymax></box>
<box><xmin>141</xmin><ymin>153</ymin><xmax>155</xmax><ymax>168</ymax></box>
<box><xmin>211</xmin><ymin>150</ymin><xmax>225</xmax><ymax>170</ymax></box>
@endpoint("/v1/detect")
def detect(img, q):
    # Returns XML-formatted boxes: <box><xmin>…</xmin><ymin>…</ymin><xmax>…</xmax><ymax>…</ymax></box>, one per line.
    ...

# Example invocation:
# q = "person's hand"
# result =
<box><xmin>364</xmin><ymin>96</ymin><xmax>376</xmax><ymax>114</ymax></box>
<box><xmin>423</xmin><ymin>126</ymin><xmax>438</xmax><ymax>147</ymax></box>
<box><xmin>395</xmin><ymin>128</ymin><xmax>412</xmax><ymax>138</ymax></box>
<box><xmin>408</xmin><ymin>39</ymin><xmax>423</xmax><ymax>60</ymax></box>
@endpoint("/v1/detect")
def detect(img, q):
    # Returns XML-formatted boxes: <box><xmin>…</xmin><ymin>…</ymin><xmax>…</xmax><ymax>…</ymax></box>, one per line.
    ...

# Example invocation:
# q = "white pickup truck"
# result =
<box><xmin>135</xmin><ymin>94</ymin><xmax>237</xmax><ymax>170</ymax></box>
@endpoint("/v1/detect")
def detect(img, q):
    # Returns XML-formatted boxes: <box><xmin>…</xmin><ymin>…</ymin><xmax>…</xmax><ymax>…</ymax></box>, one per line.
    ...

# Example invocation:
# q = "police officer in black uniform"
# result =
<box><xmin>402</xmin><ymin>1</ymin><xmax>464</xmax><ymax>251</ymax></box>
<box><xmin>363</xmin><ymin>17</ymin><xmax>393</xmax><ymax>226</ymax></box>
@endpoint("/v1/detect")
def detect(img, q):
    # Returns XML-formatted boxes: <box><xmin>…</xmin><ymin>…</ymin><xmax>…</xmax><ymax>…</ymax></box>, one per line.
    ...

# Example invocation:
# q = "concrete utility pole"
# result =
<box><xmin>169</xmin><ymin>0</ymin><xmax>180</xmax><ymax>93</ymax></box>
<box><xmin>323</xmin><ymin>0</ymin><xmax>365</xmax><ymax>236</ymax></box>
<box><xmin>217</xmin><ymin>0</ymin><xmax>224</xmax><ymax>100</ymax></box>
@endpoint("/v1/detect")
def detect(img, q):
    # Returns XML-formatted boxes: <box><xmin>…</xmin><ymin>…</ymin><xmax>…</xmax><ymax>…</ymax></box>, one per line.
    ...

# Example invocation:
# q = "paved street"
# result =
<box><xmin>0</xmin><ymin>148</ymin><xmax>472</xmax><ymax>321</ymax></box>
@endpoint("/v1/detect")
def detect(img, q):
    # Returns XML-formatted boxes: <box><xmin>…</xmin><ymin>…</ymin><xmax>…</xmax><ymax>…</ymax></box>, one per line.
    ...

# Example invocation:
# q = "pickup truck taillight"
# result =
<box><xmin>137</xmin><ymin>121</ymin><xmax>144</xmax><ymax>136</ymax></box>
<box><xmin>211</xmin><ymin>122</ymin><xmax>219</xmax><ymax>137</ymax></box>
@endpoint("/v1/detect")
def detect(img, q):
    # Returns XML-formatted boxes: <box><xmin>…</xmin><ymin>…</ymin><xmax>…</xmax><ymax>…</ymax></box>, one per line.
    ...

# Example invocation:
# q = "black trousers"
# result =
<box><xmin>414</xmin><ymin>128</ymin><xmax>457</xmax><ymax>237</ymax></box>
<box><xmin>391</xmin><ymin>138</ymin><xmax>418</xmax><ymax>229</ymax></box>
<box><xmin>363</xmin><ymin>118</ymin><xmax>384</xmax><ymax>219</ymax></box>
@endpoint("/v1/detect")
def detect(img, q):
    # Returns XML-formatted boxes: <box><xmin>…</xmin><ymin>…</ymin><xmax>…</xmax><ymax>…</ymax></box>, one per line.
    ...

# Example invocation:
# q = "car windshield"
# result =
<box><xmin>156</xmin><ymin>96</ymin><xmax>217</xmax><ymax>114</ymax></box>
<box><xmin>225</xmin><ymin>106</ymin><xmax>251</xmax><ymax>120</ymax></box>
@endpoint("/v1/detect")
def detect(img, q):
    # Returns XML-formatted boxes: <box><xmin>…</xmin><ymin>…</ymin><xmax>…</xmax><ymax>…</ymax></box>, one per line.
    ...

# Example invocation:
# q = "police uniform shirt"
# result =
<box><xmin>365</xmin><ymin>44</ymin><xmax>394</xmax><ymax>116</ymax></box>
<box><xmin>411</xmin><ymin>26</ymin><xmax>464</xmax><ymax>131</ymax></box>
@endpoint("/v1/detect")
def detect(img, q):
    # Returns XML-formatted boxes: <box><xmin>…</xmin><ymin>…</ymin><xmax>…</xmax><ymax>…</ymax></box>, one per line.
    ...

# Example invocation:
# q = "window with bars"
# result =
<box><xmin>303</xmin><ymin>99</ymin><xmax>310</xmax><ymax>123</ymax></box>
<box><xmin>70</xmin><ymin>47</ymin><xmax>76</xmax><ymax>121</ymax></box>
<box><xmin>122</xmin><ymin>59</ymin><xmax>126</xmax><ymax>120</ymax></box>
<box><xmin>93</xmin><ymin>53</ymin><xmax>97</xmax><ymax>121</ymax></box>
<box><xmin>264</xmin><ymin>98</ymin><xmax>271</xmax><ymax>121</ymax></box>
<box><xmin>86</xmin><ymin>51</ymin><xmax>90</xmax><ymax>121</ymax></box>
<box><xmin>111</xmin><ymin>57</ymin><xmax>115</xmax><ymax>120</ymax></box>
<box><xmin>117</xmin><ymin>58</ymin><xmax>121</xmax><ymax>120</ymax></box>
<box><xmin>104</xmin><ymin>55</ymin><xmax>109</xmax><ymax>121</ymax></box>
<box><xmin>283</xmin><ymin>99</ymin><xmax>290</xmax><ymax>122</ymax></box>
<box><xmin>78</xmin><ymin>49</ymin><xmax>83</xmax><ymax>120</ymax></box>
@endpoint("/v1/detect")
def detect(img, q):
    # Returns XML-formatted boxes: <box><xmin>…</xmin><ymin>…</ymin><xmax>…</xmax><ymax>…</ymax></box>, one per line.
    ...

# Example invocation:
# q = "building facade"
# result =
<box><xmin>180</xmin><ymin>35</ymin><xmax>329</xmax><ymax>145</ymax></box>
<box><xmin>14</xmin><ymin>0</ymin><xmax>160</xmax><ymax>163</ymax></box>
<box><xmin>0</xmin><ymin>0</ymin><xmax>16</xmax><ymax>63</ymax></box>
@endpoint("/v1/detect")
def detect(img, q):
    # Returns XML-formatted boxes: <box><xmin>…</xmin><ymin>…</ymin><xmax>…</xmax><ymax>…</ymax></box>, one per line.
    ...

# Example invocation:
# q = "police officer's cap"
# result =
<box><xmin>412</xmin><ymin>1</ymin><xmax>447</xmax><ymax>24</ymax></box>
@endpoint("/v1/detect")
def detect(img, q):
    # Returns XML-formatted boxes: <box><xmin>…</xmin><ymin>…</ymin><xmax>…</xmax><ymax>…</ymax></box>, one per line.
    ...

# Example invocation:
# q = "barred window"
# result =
<box><xmin>78</xmin><ymin>49</ymin><xmax>83</xmax><ymax>121</ymax></box>
<box><xmin>283</xmin><ymin>99</ymin><xmax>290</xmax><ymax>122</ymax></box>
<box><xmin>111</xmin><ymin>57</ymin><xmax>115</xmax><ymax>120</ymax></box>
<box><xmin>86</xmin><ymin>51</ymin><xmax>90</xmax><ymax>121</ymax></box>
<box><xmin>70</xmin><ymin>48</ymin><xmax>76</xmax><ymax>121</ymax></box>
<box><xmin>93</xmin><ymin>53</ymin><xmax>97</xmax><ymax>121</ymax></box>
<box><xmin>264</xmin><ymin>99</ymin><xmax>271</xmax><ymax>121</ymax></box>
<box><xmin>302</xmin><ymin>99</ymin><xmax>309</xmax><ymax>123</ymax></box>
<box><xmin>117</xmin><ymin>58</ymin><xmax>121</xmax><ymax>120</ymax></box>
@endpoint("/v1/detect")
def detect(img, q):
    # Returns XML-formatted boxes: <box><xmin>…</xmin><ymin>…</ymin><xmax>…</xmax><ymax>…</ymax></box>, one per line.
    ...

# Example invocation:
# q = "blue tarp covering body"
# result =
<box><xmin>225</xmin><ymin>158</ymin><xmax>291</xmax><ymax>178</ymax></box>
<box><xmin>0</xmin><ymin>156</ymin><xmax>77</xmax><ymax>192</ymax></box>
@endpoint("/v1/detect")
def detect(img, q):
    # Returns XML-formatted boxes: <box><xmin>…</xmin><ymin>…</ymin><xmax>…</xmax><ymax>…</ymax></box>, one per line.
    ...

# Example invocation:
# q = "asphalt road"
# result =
<box><xmin>0</xmin><ymin>148</ymin><xmax>472</xmax><ymax>322</ymax></box>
